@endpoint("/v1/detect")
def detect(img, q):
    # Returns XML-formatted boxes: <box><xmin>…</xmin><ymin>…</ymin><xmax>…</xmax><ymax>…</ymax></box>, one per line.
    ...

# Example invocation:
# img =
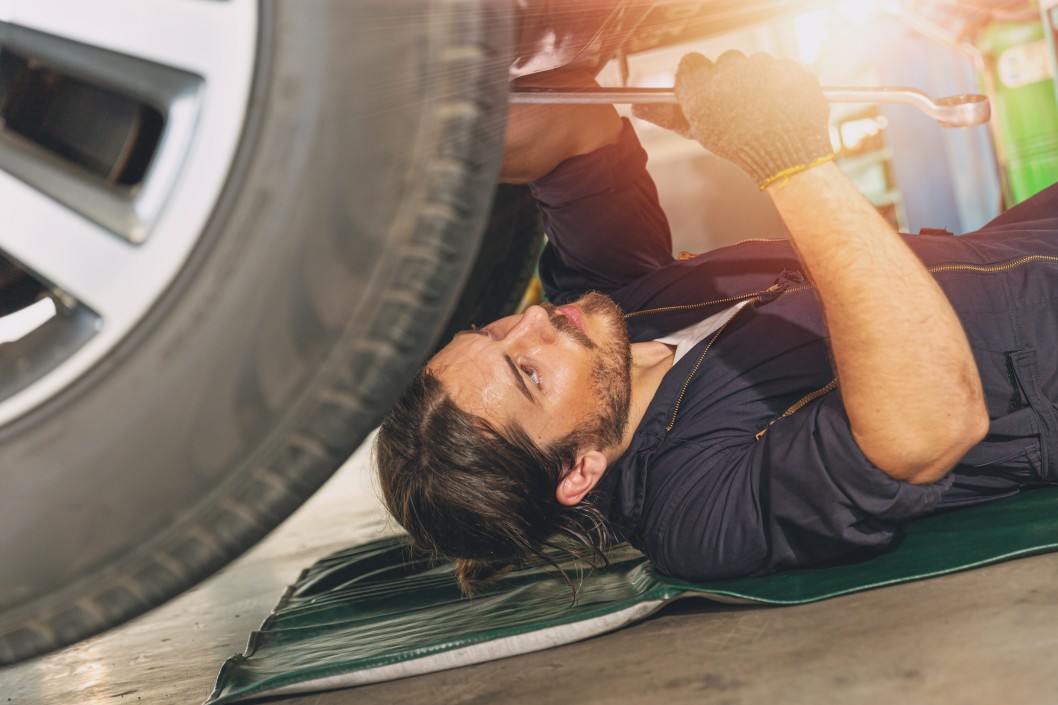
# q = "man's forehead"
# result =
<box><xmin>429</xmin><ymin>329</ymin><xmax>487</xmax><ymax>375</ymax></box>
<box><xmin>429</xmin><ymin>333</ymin><xmax>515</xmax><ymax>418</ymax></box>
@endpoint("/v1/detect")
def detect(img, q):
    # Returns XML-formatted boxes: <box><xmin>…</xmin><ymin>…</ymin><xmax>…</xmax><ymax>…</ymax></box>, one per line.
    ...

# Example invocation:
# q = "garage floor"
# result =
<box><xmin>3</xmin><ymin>434</ymin><xmax>1058</xmax><ymax>705</ymax></box>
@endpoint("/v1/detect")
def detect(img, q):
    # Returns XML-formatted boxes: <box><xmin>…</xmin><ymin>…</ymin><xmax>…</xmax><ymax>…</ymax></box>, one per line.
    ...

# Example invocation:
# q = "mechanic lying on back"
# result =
<box><xmin>375</xmin><ymin>52</ymin><xmax>1058</xmax><ymax>592</ymax></box>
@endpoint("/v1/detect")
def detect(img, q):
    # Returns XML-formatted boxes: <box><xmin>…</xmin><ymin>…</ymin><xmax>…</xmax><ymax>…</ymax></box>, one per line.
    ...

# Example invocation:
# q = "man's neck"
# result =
<box><xmin>605</xmin><ymin>341</ymin><xmax>675</xmax><ymax>464</ymax></box>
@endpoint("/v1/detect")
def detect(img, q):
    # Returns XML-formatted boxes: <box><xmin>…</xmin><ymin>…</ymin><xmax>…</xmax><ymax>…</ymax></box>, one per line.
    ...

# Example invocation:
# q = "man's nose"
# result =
<box><xmin>506</xmin><ymin>305</ymin><xmax>556</xmax><ymax>345</ymax></box>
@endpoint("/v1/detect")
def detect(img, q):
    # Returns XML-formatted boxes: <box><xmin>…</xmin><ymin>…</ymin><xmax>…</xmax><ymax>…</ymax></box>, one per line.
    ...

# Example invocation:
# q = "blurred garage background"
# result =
<box><xmin>593</xmin><ymin>0</ymin><xmax>1052</xmax><ymax>256</ymax></box>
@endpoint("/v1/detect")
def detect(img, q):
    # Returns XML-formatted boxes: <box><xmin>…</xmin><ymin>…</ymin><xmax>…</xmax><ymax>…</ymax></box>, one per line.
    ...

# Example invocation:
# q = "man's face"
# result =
<box><xmin>430</xmin><ymin>292</ymin><xmax>633</xmax><ymax>450</ymax></box>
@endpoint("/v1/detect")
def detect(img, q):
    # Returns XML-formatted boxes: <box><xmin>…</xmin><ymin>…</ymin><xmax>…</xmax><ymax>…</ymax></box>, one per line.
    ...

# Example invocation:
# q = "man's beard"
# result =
<box><xmin>544</xmin><ymin>292</ymin><xmax>632</xmax><ymax>449</ymax></box>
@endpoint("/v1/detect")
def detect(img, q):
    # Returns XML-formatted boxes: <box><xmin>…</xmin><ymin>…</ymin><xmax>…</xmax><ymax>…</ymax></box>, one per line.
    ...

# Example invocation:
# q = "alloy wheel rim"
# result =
<box><xmin>0</xmin><ymin>0</ymin><xmax>259</xmax><ymax>427</ymax></box>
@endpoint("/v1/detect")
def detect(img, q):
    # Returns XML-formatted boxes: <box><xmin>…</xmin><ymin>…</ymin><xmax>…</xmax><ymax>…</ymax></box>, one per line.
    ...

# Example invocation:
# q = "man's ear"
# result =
<box><xmin>554</xmin><ymin>450</ymin><xmax>608</xmax><ymax>507</ymax></box>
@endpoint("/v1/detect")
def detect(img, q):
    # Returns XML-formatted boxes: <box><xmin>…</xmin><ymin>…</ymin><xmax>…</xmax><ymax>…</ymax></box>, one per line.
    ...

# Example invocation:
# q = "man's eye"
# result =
<box><xmin>522</xmin><ymin>366</ymin><xmax>541</xmax><ymax>388</ymax></box>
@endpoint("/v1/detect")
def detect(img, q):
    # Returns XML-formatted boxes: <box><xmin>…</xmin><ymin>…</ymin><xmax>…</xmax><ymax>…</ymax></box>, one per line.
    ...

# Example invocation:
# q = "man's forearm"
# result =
<box><xmin>500</xmin><ymin>70</ymin><xmax>623</xmax><ymax>184</ymax></box>
<box><xmin>500</xmin><ymin>102</ymin><xmax>623</xmax><ymax>184</ymax></box>
<box><xmin>767</xmin><ymin>163</ymin><xmax>988</xmax><ymax>483</ymax></box>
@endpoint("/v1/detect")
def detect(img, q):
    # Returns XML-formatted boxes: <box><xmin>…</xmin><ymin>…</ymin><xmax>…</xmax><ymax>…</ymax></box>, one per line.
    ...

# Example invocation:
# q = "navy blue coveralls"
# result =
<box><xmin>529</xmin><ymin>120</ymin><xmax>1058</xmax><ymax>581</ymax></box>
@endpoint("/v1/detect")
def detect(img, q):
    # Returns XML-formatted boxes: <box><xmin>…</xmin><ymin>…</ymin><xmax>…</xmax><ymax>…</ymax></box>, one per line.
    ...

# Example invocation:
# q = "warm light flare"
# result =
<box><xmin>794</xmin><ymin>0</ymin><xmax>889</xmax><ymax>64</ymax></box>
<box><xmin>841</xmin><ymin>115</ymin><xmax>890</xmax><ymax>151</ymax></box>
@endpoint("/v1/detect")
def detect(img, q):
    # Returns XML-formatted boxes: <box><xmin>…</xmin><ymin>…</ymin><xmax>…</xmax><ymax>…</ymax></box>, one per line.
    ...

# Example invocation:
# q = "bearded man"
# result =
<box><xmin>375</xmin><ymin>53</ymin><xmax>1058</xmax><ymax>593</ymax></box>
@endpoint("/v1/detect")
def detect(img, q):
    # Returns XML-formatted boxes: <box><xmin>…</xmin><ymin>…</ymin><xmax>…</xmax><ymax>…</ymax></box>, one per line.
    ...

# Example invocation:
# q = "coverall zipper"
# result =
<box><xmin>627</xmin><ymin>254</ymin><xmax>1058</xmax><ymax>435</ymax></box>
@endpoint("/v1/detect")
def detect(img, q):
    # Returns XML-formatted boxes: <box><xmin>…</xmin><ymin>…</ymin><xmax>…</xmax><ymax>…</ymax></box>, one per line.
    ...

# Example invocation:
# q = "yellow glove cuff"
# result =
<box><xmin>758</xmin><ymin>153</ymin><xmax>837</xmax><ymax>190</ymax></box>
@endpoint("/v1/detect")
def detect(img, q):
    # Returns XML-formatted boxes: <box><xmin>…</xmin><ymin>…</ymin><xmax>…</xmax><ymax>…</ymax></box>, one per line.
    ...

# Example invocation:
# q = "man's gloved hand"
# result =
<box><xmin>634</xmin><ymin>51</ymin><xmax>834</xmax><ymax>189</ymax></box>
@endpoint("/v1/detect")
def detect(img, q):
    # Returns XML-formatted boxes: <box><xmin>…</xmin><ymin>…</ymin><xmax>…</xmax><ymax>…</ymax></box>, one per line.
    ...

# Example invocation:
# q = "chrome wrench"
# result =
<box><xmin>509</xmin><ymin>86</ymin><xmax>991</xmax><ymax>128</ymax></box>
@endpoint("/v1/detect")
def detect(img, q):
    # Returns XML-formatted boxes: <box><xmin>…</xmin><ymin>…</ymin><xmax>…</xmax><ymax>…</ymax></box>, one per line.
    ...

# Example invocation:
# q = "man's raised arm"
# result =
<box><xmin>768</xmin><ymin>161</ymin><xmax>987</xmax><ymax>483</ymax></box>
<box><xmin>644</xmin><ymin>51</ymin><xmax>988</xmax><ymax>484</ymax></box>
<box><xmin>500</xmin><ymin>69</ymin><xmax>624</xmax><ymax>184</ymax></box>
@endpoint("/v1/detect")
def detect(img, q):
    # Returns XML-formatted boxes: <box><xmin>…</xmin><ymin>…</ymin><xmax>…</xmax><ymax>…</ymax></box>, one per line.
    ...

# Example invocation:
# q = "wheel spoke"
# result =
<box><xmin>0</xmin><ymin>298</ymin><xmax>56</xmax><ymax>344</ymax></box>
<box><xmin>3</xmin><ymin>0</ymin><xmax>256</xmax><ymax>82</ymax></box>
<box><xmin>0</xmin><ymin>173</ymin><xmax>143</xmax><ymax>326</ymax></box>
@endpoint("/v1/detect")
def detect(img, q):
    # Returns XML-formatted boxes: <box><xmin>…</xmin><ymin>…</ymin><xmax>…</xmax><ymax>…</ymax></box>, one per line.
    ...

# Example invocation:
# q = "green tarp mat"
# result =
<box><xmin>205</xmin><ymin>488</ymin><xmax>1058</xmax><ymax>703</ymax></box>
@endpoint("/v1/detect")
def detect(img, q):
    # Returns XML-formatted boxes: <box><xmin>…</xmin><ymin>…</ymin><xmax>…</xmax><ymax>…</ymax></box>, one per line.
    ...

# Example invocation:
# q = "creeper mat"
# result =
<box><xmin>206</xmin><ymin>487</ymin><xmax>1058</xmax><ymax>703</ymax></box>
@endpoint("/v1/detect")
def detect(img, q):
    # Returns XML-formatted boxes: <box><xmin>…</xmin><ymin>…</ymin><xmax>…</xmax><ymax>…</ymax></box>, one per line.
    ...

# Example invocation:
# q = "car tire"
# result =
<box><xmin>434</xmin><ymin>184</ymin><xmax>544</xmax><ymax>351</ymax></box>
<box><xmin>0</xmin><ymin>0</ymin><xmax>511</xmax><ymax>664</ymax></box>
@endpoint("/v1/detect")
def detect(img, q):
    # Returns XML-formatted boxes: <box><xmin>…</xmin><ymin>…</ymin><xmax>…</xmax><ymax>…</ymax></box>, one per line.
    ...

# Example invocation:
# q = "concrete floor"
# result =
<box><xmin>3</xmin><ymin>434</ymin><xmax>1058</xmax><ymax>705</ymax></box>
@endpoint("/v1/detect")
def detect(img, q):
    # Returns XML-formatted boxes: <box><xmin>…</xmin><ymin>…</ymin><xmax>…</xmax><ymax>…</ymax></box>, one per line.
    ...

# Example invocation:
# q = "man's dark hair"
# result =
<box><xmin>375</xmin><ymin>368</ymin><xmax>612</xmax><ymax>594</ymax></box>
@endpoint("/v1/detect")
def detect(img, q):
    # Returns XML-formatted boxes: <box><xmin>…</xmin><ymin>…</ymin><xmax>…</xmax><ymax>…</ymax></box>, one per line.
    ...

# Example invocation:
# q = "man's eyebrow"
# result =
<box><xmin>504</xmin><ymin>353</ymin><xmax>539</xmax><ymax>406</ymax></box>
<box><xmin>453</xmin><ymin>328</ymin><xmax>538</xmax><ymax>406</ymax></box>
<box><xmin>454</xmin><ymin>328</ymin><xmax>490</xmax><ymax>339</ymax></box>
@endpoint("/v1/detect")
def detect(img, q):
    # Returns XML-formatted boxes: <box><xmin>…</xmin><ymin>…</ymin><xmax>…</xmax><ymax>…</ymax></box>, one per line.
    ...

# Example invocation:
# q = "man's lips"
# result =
<box><xmin>555</xmin><ymin>304</ymin><xmax>586</xmax><ymax>334</ymax></box>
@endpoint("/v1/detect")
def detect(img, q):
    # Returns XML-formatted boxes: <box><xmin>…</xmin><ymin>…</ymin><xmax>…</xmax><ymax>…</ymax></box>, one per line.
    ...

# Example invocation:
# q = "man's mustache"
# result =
<box><xmin>541</xmin><ymin>303</ymin><xmax>595</xmax><ymax>349</ymax></box>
